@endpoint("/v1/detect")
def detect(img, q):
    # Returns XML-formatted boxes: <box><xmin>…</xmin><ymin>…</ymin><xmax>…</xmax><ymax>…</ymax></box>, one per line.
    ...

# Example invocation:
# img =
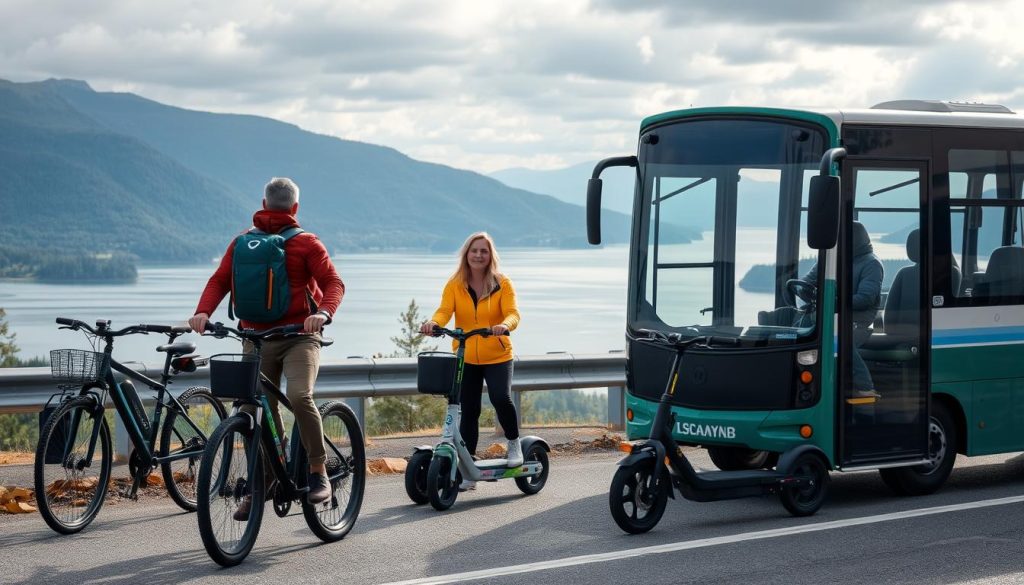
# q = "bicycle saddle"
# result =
<box><xmin>156</xmin><ymin>341</ymin><xmax>198</xmax><ymax>356</ymax></box>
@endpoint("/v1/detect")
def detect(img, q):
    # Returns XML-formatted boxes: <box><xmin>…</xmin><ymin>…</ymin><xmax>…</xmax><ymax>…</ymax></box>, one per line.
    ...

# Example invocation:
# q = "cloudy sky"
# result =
<box><xmin>3</xmin><ymin>0</ymin><xmax>1023</xmax><ymax>173</ymax></box>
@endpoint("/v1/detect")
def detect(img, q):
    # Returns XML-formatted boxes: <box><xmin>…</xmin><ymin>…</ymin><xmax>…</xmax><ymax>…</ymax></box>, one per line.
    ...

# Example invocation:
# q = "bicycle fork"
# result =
<box><xmin>59</xmin><ymin>390</ymin><xmax>106</xmax><ymax>472</ymax></box>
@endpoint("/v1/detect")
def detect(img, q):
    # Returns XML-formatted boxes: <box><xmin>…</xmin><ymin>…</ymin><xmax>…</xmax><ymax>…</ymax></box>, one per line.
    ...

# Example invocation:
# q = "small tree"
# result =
<box><xmin>366</xmin><ymin>299</ymin><xmax>448</xmax><ymax>436</ymax></box>
<box><xmin>388</xmin><ymin>299</ymin><xmax>435</xmax><ymax>358</ymax></box>
<box><xmin>0</xmin><ymin>308</ymin><xmax>19</xmax><ymax>368</ymax></box>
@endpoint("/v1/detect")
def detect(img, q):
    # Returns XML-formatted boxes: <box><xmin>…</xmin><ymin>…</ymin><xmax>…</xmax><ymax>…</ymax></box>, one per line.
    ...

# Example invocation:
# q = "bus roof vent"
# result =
<box><xmin>871</xmin><ymin>100</ymin><xmax>1015</xmax><ymax>114</ymax></box>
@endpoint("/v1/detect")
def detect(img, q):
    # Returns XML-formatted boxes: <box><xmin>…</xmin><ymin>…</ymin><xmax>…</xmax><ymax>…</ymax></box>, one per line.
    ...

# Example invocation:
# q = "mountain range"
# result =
<box><xmin>0</xmin><ymin>78</ymin><xmax>700</xmax><ymax>262</ymax></box>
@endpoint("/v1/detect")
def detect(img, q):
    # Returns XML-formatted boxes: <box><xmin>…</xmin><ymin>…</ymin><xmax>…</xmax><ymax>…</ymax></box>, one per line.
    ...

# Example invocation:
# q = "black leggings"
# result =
<box><xmin>460</xmin><ymin>360</ymin><xmax>518</xmax><ymax>456</ymax></box>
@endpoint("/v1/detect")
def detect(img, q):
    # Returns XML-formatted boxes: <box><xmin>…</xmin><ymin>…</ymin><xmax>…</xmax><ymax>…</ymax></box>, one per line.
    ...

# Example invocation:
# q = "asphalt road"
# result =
<box><xmin>3</xmin><ymin>449</ymin><xmax>1024</xmax><ymax>585</ymax></box>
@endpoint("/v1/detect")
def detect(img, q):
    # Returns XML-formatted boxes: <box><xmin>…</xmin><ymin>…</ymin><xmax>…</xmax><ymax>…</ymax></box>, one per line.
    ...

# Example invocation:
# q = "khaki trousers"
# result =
<box><xmin>244</xmin><ymin>334</ymin><xmax>326</xmax><ymax>466</ymax></box>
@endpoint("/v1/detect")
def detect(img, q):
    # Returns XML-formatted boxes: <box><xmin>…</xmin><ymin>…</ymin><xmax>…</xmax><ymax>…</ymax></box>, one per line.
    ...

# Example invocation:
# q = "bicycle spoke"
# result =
<box><xmin>205</xmin><ymin>429</ymin><xmax>252</xmax><ymax>552</ymax></box>
<box><xmin>163</xmin><ymin>390</ymin><xmax>222</xmax><ymax>509</ymax></box>
<box><xmin>36</xmin><ymin>399</ymin><xmax>110</xmax><ymax>534</ymax></box>
<box><xmin>301</xmin><ymin>403</ymin><xmax>364</xmax><ymax>541</ymax></box>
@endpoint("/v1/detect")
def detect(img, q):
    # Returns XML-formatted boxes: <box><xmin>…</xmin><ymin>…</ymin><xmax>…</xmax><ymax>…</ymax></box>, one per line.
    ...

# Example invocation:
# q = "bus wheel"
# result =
<box><xmin>707</xmin><ymin>447</ymin><xmax>778</xmax><ymax>471</ymax></box>
<box><xmin>879</xmin><ymin>402</ymin><xmax>957</xmax><ymax>496</ymax></box>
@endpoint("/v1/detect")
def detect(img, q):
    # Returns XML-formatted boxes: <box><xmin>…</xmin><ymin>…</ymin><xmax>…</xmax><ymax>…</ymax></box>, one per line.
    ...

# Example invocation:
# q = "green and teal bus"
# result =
<box><xmin>588</xmin><ymin>100</ymin><xmax>1024</xmax><ymax>496</ymax></box>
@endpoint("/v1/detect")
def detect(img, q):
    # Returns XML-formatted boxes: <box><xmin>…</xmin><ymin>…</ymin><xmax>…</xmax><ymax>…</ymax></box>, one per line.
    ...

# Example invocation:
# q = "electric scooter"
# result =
<box><xmin>609</xmin><ymin>329</ymin><xmax>830</xmax><ymax>534</ymax></box>
<box><xmin>405</xmin><ymin>326</ymin><xmax>550</xmax><ymax>511</ymax></box>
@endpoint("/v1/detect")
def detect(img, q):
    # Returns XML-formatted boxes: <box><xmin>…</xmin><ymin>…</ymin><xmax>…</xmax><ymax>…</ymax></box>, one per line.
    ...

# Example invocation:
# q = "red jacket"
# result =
<box><xmin>195</xmin><ymin>210</ymin><xmax>344</xmax><ymax>329</ymax></box>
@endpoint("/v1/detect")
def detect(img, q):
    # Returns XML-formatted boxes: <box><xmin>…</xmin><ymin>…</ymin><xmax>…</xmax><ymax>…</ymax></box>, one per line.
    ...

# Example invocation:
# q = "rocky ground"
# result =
<box><xmin>1</xmin><ymin>425</ymin><xmax>624</xmax><ymax>515</ymax></box>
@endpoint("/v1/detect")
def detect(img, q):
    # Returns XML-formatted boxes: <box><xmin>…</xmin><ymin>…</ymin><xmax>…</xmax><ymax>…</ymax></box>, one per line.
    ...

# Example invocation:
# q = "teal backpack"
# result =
<box><xmin>229</xmin><ymin>227</ymin><xmax>304</xmax><ymax>323</ymax></box>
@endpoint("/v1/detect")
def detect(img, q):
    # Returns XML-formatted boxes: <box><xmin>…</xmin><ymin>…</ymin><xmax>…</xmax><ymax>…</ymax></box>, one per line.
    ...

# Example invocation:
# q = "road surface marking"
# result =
<box><xmin>381</xmin><ymin>495</ymin><xmax>1024</xmax><ymax>585</ymax></box>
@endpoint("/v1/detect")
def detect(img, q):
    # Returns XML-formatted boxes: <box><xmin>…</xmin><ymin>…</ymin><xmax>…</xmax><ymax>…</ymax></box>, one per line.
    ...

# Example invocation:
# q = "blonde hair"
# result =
<box><xmin>452</xmin><ymin>231</ymin><xmax>502</xmax><ymax>297</ymax></box>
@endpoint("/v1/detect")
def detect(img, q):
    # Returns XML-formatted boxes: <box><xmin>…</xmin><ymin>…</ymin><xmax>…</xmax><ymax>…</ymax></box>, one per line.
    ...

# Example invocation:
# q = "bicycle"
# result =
<box><xmin>35</xmin><ymin>317</ymin><xmax>227</xmax><ymax>535</ymax></box>
<box><xmin>196</xmin><ymin>321</ymin><xmax>365</xmax><ymax>567</ymax></box>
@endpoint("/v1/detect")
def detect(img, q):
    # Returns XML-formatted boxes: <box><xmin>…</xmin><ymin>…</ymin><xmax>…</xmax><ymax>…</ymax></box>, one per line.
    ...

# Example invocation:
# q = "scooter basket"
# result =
<box><xmin>209</xmin><ymin>354</ymin><xmax>262</xmax><ymax>400</ymax></box>
<box><xmin>417</xmin><ymin>352</ymin><xmax>457</xmax><ymax>396</ymax></box>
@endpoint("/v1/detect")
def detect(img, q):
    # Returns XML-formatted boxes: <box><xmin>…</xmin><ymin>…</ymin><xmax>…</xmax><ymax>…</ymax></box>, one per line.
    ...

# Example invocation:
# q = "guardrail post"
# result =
<box><xmin>607</xmin><ymin>385</ymin><xmax>626</xmax><ymax>431</ymax></box>
<box><xmin>114</xmin><ymin>416</ymin><xmax>131</xmax><ymax>462</ymax></box>
<box><xmin>345</xmin><ymin>397</ymin><xmax>366</xmax><ymax>441</ymax></box>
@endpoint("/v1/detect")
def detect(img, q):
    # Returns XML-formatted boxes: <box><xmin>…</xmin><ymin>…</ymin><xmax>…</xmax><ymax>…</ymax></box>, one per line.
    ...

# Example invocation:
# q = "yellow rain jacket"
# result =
<box><xmin>430</xmin><ymin>275</ymin><xmax>520</xmax><ymax>365</ymax></box>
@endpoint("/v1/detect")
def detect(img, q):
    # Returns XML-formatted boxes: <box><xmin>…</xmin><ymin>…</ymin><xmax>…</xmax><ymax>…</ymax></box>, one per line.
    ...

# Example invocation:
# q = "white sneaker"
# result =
<box><xmin>506</xmin><ymin>438</ymin><xmax>524</xmax><ymax>467</ymax></box>
<box><xmin>458</xmin><ymin>479</ymin><xmax>477</xmax><ymax>491</ymax></box>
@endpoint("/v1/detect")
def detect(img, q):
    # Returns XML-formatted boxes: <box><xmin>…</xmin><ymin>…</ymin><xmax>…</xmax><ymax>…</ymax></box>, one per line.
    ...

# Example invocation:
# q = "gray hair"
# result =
<box><xmin>264</xmin><ymin>177</ymin><xmax>300</xmax><ymax>210</ymax></box>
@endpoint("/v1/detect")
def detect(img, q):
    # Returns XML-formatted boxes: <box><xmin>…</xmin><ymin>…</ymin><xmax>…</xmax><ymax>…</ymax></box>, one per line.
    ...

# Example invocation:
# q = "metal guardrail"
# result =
<box><xmin>0</xmin><ymin>353</ymin><xmax>629</xmax><ymax>454</ymax></box>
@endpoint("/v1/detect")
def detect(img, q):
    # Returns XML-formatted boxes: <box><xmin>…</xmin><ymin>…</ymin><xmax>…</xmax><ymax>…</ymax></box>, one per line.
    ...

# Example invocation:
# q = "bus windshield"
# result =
<box><xmin>633</xmin><ymin>117</ymin><xmax>829</xmax><ymax>344</ymax></box>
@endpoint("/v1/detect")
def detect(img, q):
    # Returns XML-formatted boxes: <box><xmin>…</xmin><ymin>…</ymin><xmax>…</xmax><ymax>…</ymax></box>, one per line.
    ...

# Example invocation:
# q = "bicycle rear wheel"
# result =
<box><xmin>34</xmin><ymin>396</ymin><xmax>111</xmax><ymax>534</ymax></box>
<box><xmin>197</xmin><ymin>415</ymin><xmax>265</xmax><ymax>567</ymax></box>
<box><xmin>302</xmin><ymin>401</ymin><xmax>365</xmax><ymax>542</ymax></box>
<box><xmin>160</xmin><ymin>386</ymin><xmax>226</xmax><ymax>511</ymax></box>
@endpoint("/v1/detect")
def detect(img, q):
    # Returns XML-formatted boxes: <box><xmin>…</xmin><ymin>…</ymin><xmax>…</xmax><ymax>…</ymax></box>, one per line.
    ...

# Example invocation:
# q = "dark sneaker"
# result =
<box><xmin>232</xmin><ymin>478</ymin><xmax>276</xmax><ymax>521</ymax></box>
<box><xmin>233</xmin><ymin>496</ymin><xmax>253</xmax><ymax>521</ymax></box>
<box><xmin>307</xmin><ymin>472</ymin><xmax>332</xmax><ymax>505</ymax></box>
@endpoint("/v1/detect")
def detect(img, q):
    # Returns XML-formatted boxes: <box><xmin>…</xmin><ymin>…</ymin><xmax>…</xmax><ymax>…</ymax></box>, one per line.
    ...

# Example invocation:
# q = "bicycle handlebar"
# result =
<box><xmin>139</xmin><ymin>323</ymin><xmax>192</xmax><ymax>334</ymax></box>
<box><xmin>431</xmin><ymin>326</ymin><xmax>494</xmax><ymax>340</ymax></box>
<box><xmin>55</xmin><ymin>317</ymin><xmax>188</xmax><ymax>338</ymax></box>
<box><xmin>204</xmin><ymin>321</ymin><xmax>306</xmax><ymax>340</ymax></box>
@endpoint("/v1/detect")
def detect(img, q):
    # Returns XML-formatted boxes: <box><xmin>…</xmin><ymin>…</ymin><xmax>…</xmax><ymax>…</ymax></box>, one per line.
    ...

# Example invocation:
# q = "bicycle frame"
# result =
<box><xmin>63</xmin><ymin>336</ymin><xmax>210</xmax><ymax>472</ymax></box>
<box><xmin>218</xmin><ymin>371</ymin><xmax>353</xmax><ymax>503</ymax></box>
<box><xmin>104</xmin><ymin>360</ymin><xmax>209</xmax><ymax>465</ymax></box>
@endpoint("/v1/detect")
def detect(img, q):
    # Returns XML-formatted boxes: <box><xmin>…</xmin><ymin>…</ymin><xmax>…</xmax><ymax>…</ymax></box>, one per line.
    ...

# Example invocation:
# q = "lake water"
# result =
<box><xmin>0</xmin><ymin>233</ymin><xmax>909</xmax><ymax>364</ymax></box>
<box><xmin>0</xmin><ymin>247</ymin><xmax>632</xmax><ymax>363</ymax></box>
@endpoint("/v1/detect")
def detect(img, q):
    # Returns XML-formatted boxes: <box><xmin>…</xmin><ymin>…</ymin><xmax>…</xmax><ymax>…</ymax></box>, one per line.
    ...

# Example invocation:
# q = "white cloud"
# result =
<box><xmin>2</xmin><ymin>0</ymin><xmax>1024</xmax><ymax>173</ymax></box>
<box><xmin>637</xmin><ymin>36</ymin><xmax>654</xmax><ymax>64</ymax></box>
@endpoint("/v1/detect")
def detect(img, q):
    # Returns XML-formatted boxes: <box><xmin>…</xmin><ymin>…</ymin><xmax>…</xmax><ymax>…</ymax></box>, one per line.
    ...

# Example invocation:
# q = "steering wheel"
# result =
<box><xmin>785</xmin><ymin>279</ymin><xmax>818</xmax><ymax>311</ymax></box>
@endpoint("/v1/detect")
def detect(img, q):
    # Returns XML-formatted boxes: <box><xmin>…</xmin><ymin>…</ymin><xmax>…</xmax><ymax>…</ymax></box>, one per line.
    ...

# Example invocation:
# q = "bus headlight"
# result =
<box><xmin>797</xmin><ymin>349</ymin><xmax>818</xmax><ymax>366</ymax></box>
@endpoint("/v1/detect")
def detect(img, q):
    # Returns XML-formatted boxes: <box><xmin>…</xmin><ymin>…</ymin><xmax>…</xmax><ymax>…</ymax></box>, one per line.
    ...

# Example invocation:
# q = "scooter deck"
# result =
<box><xmin>472</xmin><ymin>460</ymin><xmax>543</xmax><ymax>480</ymax></box>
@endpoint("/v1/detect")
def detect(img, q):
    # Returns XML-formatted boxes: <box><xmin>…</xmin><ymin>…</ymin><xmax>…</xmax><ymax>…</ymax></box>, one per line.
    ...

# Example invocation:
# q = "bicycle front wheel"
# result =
<box><xmin>160</xmin><ymin>386</ymin><xmax>226</xmax><ymax>511</ymax></box>
<box><xmin>302</xmin><ymin>401</ymin><xmax>365</xmax><ymax>542</ymax></box>
<box><xmin>197</xmin><ymin>415</ymin><xmax>265</xmax><ymax>567</ymax></box>
<box><xmin>34</xmin><ymin>396</ymin><xmax>112</xmax><ymax>535</ymax></box>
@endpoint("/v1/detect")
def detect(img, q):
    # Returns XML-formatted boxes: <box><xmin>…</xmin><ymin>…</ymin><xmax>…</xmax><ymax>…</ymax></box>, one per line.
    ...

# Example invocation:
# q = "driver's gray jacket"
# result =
<box><xmin>802</xmin><ymin>238</ymin><xmax>883</xmax><ymax>327</ymax></box>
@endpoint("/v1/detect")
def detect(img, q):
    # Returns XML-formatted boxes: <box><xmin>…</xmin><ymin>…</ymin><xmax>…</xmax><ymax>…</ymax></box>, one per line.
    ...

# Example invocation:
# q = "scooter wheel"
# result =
<box><xmin>514</xmin><ymin>443</ymin><xmax>549</xmax><ymax>495</ymax></box>
<box><xmin>427</xmin><ymin>456</ymin><xmax>460</xmax><ymax>511</ymax></box>
<box><xmin>779</xmin><ymin>452</ymin><xmax>829</xmax><ymax>517</ymax></box>
<box><xmin>405</xmin><ymin>451</ymin><xmax>432</xmax><ymax>505</ymax></box>
<box><xmin>609</xmin><ymin>458</ymin><xmax>669</xmax><ymax>534</ymax></box>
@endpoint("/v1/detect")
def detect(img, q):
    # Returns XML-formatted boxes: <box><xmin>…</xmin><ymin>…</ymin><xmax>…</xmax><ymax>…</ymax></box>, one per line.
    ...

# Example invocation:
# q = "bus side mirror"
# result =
<box><xmin>586</xmin><ymin>155</ymin><xmax>638</xmax><ymax>246</ymax></box>
<box><xmin>587</xmin><ymin>178</ymin><xmax>603</xmax><ymax>245</ymax></box>
<box><xmin>808</xmin><ymin>175</ymin><xmax>840</xmax><ymax>250</ymax></box>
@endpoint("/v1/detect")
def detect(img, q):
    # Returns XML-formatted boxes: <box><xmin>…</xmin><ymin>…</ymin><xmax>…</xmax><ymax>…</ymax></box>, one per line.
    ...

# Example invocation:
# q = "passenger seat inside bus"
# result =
<box><xmin>882</xmin><ymin>229</ymin><xmax>920</xmax><ymax>338</ymax></box>
<box><xmin>862</xmin><ymin>228</ymin><xmax>959</xmax><ymax>362</ymax></box>
<box><xmin>973</xmin><ymin>246</ymin><xmax>1024</xmax><ymax>297</ymax></box>
<box><xmin>880</xmin><ymin>228</ymin><xmax>962</xmax><ymax>332</ymax></box>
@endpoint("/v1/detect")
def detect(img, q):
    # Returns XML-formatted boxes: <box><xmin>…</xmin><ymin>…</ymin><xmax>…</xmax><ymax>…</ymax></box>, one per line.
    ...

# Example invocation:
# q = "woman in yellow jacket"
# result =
<box><xmin>420</xmin><ymin>232</ymin><xmax>521</xmax><ymax>490</ymax></box>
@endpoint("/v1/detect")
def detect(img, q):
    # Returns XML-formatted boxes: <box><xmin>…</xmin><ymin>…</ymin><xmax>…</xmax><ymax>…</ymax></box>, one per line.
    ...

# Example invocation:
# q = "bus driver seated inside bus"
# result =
<box><xmin>799</xmin><ymin>221</ymin><xmax>883</xmax><ymax>399</ymax></box>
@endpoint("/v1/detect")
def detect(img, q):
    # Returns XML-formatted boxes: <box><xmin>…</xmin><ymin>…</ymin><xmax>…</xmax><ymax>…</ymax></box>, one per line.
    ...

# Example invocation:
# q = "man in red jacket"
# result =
<box><xmin>189</xmin><ymin>177</ymin><xmax>344</xmax><ymax>514</ymax></box>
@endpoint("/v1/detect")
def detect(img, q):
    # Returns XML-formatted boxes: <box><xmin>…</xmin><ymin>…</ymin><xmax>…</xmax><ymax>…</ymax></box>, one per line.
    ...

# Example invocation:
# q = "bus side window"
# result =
<box><xmin>948</xmin><ymin>149</ymin><xmax>1024</xmax><ymax>302</ymax></box>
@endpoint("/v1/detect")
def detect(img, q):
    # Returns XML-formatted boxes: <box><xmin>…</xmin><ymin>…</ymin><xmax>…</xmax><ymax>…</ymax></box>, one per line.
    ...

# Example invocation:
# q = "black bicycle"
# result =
<box><xmin>196</xmin><ymin>322</ymin><xmax>365</xmax><ymax>567</ymax></box>
<box><xmin>35</xmin><ymin>318</ymin><xmax>226</xmax><ymax>534</ymax></box>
